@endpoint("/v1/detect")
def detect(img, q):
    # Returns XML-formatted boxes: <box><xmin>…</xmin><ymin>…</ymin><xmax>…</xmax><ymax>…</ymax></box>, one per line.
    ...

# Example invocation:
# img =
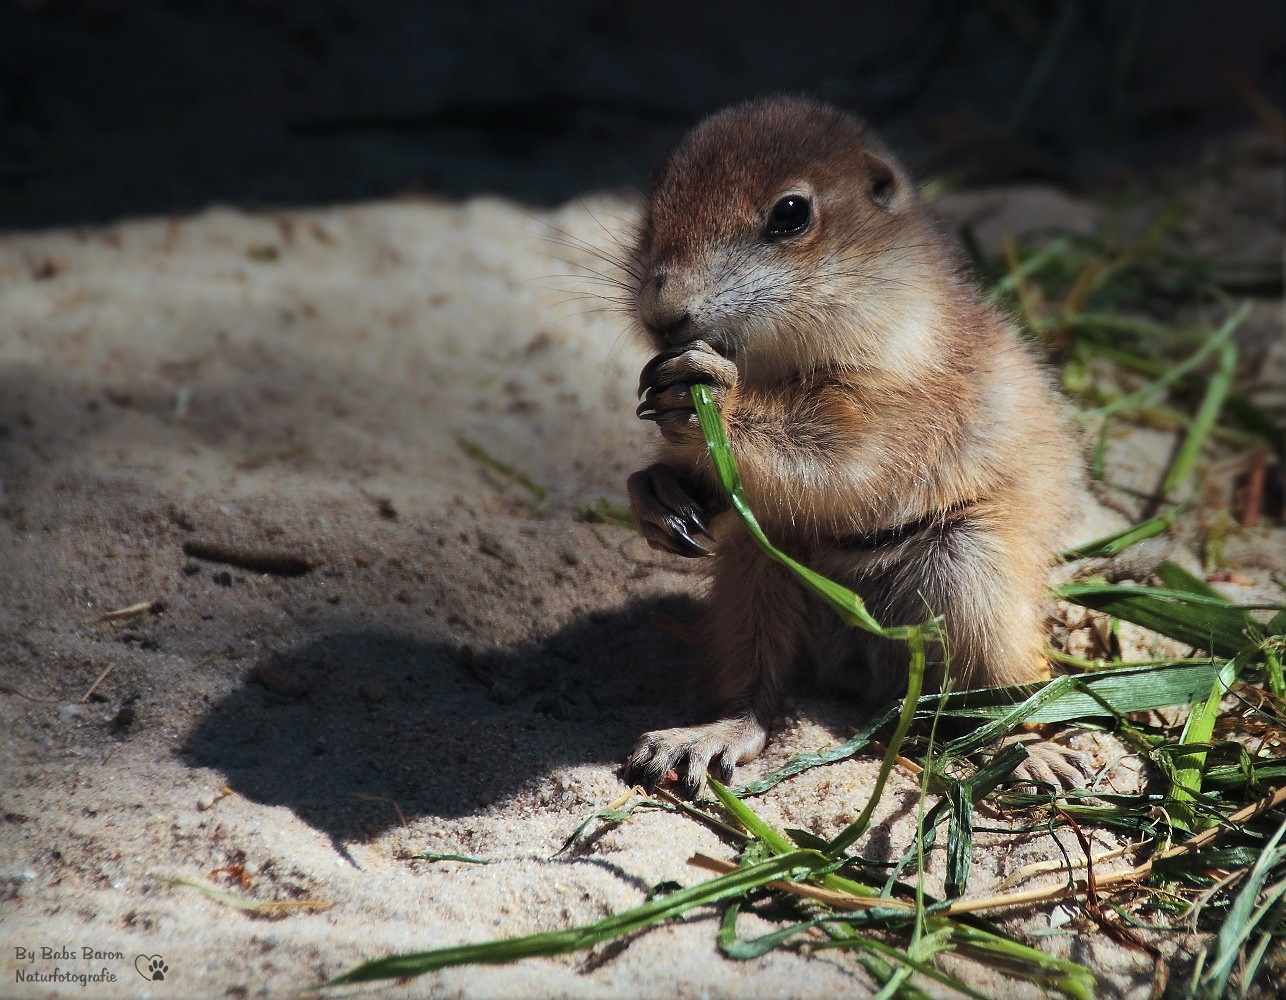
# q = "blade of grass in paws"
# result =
<box><xmin>325</xmin><ymin>850</ymin><xmax>836</xmax><ymax>985</ymax></box>
<box><xmin>691</xmin><ymin>382</ymin><xmax>935</xmax><ymax>853</ymax></box>
<box><xmin>690</xmin><ymin>384</ymin><xmax>928</xmax><ymax>643</ymax></box>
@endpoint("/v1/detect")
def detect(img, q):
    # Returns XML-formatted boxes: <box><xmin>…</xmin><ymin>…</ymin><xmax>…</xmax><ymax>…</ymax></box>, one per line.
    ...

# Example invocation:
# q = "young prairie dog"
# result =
<box><xmin>623</xmin><ymin>96</ymin><xmax>1077</xmax><ymax>796</ymax></box>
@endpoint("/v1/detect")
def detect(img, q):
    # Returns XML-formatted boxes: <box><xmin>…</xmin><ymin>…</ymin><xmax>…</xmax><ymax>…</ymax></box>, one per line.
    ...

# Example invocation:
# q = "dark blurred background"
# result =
<box><xmin>1</xmin><ymin>0</ymin><xmax>1282</xmax><ymax>230</ymax></box>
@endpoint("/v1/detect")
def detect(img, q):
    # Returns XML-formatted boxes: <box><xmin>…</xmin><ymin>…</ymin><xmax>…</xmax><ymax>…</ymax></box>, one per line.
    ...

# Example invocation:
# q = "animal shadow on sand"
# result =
<box><xmin>185</xmin><ymin>596</ymin><xmax>707</xmax><ymax>856</ymax></box>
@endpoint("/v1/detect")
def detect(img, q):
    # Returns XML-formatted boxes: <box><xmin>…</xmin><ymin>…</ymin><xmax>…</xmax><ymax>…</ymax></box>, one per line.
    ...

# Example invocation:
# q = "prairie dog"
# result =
<box><xmin>623</xmin><ymin>96</ymin><xmax>1076</xmax><ymax>795</ymax></box>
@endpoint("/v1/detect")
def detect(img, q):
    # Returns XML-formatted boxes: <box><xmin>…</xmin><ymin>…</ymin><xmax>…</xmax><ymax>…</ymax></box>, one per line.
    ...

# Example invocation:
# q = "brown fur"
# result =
<box><xmin>622</xmin><ymin>96</ymin><xmax>1075</xmax><ymax>796</ymax></box>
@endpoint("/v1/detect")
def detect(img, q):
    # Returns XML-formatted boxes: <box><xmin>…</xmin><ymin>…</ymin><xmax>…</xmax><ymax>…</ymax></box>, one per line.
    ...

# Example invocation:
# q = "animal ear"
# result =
<box><xmin>859</xmin><ymin>151</ymin><xmax>898</xmax><ymax>212</ymax></box>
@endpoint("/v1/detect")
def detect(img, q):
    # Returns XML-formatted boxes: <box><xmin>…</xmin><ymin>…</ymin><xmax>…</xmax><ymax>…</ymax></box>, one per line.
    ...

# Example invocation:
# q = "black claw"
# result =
<box><xmin>664</xmin><ymin>517</ymin><xmax>714</xmax><ymax>557</ymax></box>
<box><xmin>683</xmin><ymin>510</ymin><xmax>713</xmax><ymax>542</ymax></box>
<box><xmin>637</xmin><ymin>385</ymin><xmax>693</xmax><ymax>422</ymax></box>
<box><xmin>641</xmin><ymin>521</ymin><xmax>679</xmax><ymax>555</ymax></box>
<box><xmin>637</xmin><ymin>351</ymin><xmax>676</xmax><ymax>398</ymax></box>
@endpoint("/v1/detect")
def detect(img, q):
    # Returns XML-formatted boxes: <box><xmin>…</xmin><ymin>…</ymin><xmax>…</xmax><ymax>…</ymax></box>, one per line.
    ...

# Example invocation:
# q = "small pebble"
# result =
<box><xmin>252</xmin><ymin>656</ymin><xmax>311</xmax><ymax>698</ymax></box>
<box><xmin>110</xmin><ymin>706</ymin><xmax>136</xmax><ymax>730</ymax></box>
<box><xmin>171</xmin><ymin>814</ymin><xmax>202</xmax><ymax>839</ymax></box>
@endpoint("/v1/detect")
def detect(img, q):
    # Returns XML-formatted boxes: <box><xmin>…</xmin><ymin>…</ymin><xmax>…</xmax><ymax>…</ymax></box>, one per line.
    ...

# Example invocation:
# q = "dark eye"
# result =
<box><xmin>765</xmin><ymin>195</ymin><xmax>811</xmax><ymax>239</ymax></box>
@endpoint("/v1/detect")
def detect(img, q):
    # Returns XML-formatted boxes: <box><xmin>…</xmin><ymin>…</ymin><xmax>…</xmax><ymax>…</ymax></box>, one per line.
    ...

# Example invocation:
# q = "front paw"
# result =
<box><xmin>624</xmin><ymin>715</ymin><xmax>768</xmax><ymax>799</ymax></box>
<box><xmin>636</xmin><ymin>341</ymin><xmax>738</xmax><ymax>444</ymax></box>
<box><xmin>627</xmin><ymin>464</ymin><xmax>715</xmax><ymax>557</ymax></box>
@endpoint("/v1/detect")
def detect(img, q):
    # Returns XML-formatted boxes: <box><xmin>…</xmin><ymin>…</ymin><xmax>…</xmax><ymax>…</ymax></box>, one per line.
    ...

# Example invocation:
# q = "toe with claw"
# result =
<box><xmin>627</xmin><ymin>463</ymin><xmax>718</xmax><ymax>557</ymax></box>
<box><xmin>624</xmin><ymin>715</ymin><xmax>768</xmax><ymax>799</ymax></box>
<box><xmin>636</xmin><ymin>341</ymin><xmax>738</xmax><ymax>445</ymax></box>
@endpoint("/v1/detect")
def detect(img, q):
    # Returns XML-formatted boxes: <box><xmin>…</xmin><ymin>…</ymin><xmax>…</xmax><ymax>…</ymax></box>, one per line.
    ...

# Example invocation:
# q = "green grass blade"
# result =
<box><xmin>816</xmin><ymin>930</ymin><xmax>991</xmax><ymax>999</ymax></box>
<box><xmin>692</xmin><ymin>378</ymin><xmax>938</xmax><ymax>853</ymax></box>
<box><xmin>1049</xmin><ymin>310</ymin><xmax>1223</xmax><ymax>343</ymax></box>
<box><xmin>964</xmin><ymin>743</ymin><xmax>1032</xmax><ymax>796</ymax></box>
<box><xmin>326</xmin><ymin>850</ymin><xmax>835</xmax><ymax>985</ymax></box>
<box><xmin>737</xmin><ymin>659</ymin><xmax>1236</xmax><ymax>795</ymax></box>
<box><xmin>1161</xmin><ymin>339</ymin><xmax>1238</xmax><ymax>499</ymax></box>
<box><xmin>456</xmin><ymin>434</ymin><xmax>549</xmax><ymax>502</ymax></box>
<box><xmin>706</xmin><ymin>776</ymin><xmax>795</xmax><ymax>857</ymax></box>
<box><xmin>1195</xmin><ymin>815</ymin><xmax>1286</xmax><ymax>999</ymax></box>
<box><xmin>581</xmin><ymin>497</ymin><xmax>637</xmax><ymax>529</ymax></box>
<box><xmin>1153</xmin><ymin>560</ymin><xmax>1226</xmax><ymax>601</ymax></box>
<box><xmin>1079</xmin><ymin>302</ymin><xmax>1247</xmax><ymax>422</ymax></box>
<box><xmin>732</xmin><ymin>701</ymin><xmax>900</xmax><ymax>796</ymax></box>
<box><xmin>1057</xmin><ymin>582</ymin><xmax>1274</xmax><ymax>657</ymax></box>
<box><xmin>691</xmin><ymin>385</ymin><xmax>929</xmax><ymax>642</ymax></box>
<box><xmin>827</xmin><ymin>630</ymin><xmax>928</xmax><ymax>855</ymax></box>
<box><xmin>1150</xmin><ymin>847</ymin><xmax>1264</xmax><ymax>877</ymax></box>
<box><xmin>997</xmin><ymin>661</ymin><xmax>1223</xmax><ymax>721</ymax></box>
<box><xmin>1166</xmin><ymin>655</ymin><xmax>1245</xmax><ymax>830</ymax></box>
<box><xmin>717</xmin><ymin>903</ymin><xmax>815</xmax><ymax>960</ymax></box>
<box><xmin>1265</xmin><ymin>624</ymin><xmax>1286</xmax><ymax>698</ymax></box>
<box><xmin>884</xmin><ymin>799</ymin><xmax>952</xmax><ymax>895</ymax></box>
<box><xmin>945</xmin><ymin>782</ymin><xmax>974</xmax><ymax>899</ymax></box>
<box><xmin>985</xmin><ymin>236</ymin><xmax>1072</xmax><ymax>304</ymax></box>
<box><xmin>942</xmin><ymin>676</ymin><xmax>1081</xmax><ymax>756</ymax></box>
<box><xmin>1061</xmin><ymin>498</ymin><xmax>1193</xmax><ymax>560</ymax></box>
<box><xmin>948</xmin><ymin>926</ymin><xmax>1096</xmax><ymax>1000</ymax></box>
<box><xmin>554</xmin><ymin>799</ymin><xmax>660</xmax><ymax>856</ymax></box>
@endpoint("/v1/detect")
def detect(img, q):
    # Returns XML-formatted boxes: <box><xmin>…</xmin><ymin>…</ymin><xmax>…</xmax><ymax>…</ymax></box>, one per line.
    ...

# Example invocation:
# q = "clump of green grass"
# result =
<box><xmin>323</xmin><ymin>216</ymin><xmax>1284</xmax><ymax>997</ymax></box>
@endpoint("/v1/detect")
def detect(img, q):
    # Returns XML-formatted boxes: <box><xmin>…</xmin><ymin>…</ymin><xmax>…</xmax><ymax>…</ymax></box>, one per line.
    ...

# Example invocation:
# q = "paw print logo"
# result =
<box><xmin>134</xmin><ymin>955</ymin><xmax>169</xmax><ymax>981</ymax></box>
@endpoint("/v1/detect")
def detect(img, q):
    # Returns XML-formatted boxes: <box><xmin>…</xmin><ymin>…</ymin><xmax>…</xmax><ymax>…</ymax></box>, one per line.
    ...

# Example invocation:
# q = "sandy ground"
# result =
<box><xmin>1</xmin><ymin>147</ymin><xmax>1283</xmax><ymax>999</ymax></box>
